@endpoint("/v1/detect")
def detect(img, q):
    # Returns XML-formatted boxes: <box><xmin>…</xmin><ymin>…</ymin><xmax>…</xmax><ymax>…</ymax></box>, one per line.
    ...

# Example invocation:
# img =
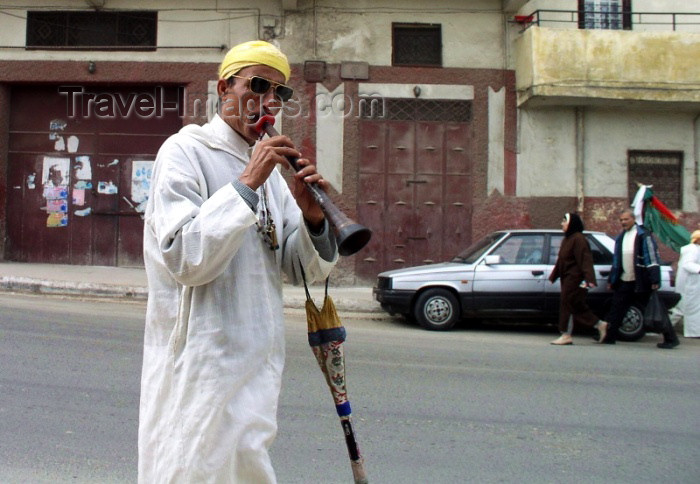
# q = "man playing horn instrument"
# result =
<box><xmin>138</xmin><ymin>40</ymin><xmax>338</xmax><ymax>483</ymax></box>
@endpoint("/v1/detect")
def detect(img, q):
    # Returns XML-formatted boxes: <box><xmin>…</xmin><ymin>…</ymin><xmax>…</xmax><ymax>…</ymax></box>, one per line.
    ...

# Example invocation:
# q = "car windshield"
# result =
<box><xmin>452</xmin><ymin>233</ymin><xmax>504</xmax><ymax>263</ymax></box>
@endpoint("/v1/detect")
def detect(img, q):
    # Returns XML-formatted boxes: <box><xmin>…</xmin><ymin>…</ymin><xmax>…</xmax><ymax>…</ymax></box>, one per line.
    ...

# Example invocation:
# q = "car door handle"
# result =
<box><xmin>531</xmin><ymin>270</ymin><xmax>544</xmax><ymax>276</ymax></box>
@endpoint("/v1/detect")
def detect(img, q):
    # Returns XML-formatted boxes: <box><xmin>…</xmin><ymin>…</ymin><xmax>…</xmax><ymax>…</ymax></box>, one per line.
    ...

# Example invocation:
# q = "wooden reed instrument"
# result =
<box><xmin>253</xmin><ymin>115</ymin><xmax>372</xmax><ymax>256</ymax></box>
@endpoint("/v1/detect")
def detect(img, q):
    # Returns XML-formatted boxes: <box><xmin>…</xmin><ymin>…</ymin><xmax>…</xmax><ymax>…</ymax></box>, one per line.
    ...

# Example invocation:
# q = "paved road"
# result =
<box><xmin>1</xmin><ymin>294</ymin><xmax>699</xmax><ymax>483</ymax></box>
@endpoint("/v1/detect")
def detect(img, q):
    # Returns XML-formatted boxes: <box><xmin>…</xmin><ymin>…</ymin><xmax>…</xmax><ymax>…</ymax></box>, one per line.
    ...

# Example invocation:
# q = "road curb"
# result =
<box><xmin>0</xmin><ymin>276</ymin><xmax>391</xmax><ymax>319</ymax></box>
<box><xmin>0</xmin><ymin>276</ymin><xmax>148</xmax><ymax>300</ymax></box>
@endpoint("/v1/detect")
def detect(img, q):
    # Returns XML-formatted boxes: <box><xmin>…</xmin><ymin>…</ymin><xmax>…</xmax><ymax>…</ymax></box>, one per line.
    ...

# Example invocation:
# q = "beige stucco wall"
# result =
<box><xmin>518</xmin><ymin>107</ymin><xmax>699</xmax><ymax>212</ymax></box>
<box><xmin>584</xmin><ymin>109</ymin><xmax>697</xmax><ymax>208</ymax></box>
<box><xmin>516</xmin><ymin>26</ymin><xmax>700</xmax><ymax>105</ymax></box>
<box><xmin>0</xmin><ymin>0</ymin><xmax>510</xmax><ymax>68</ymax></box>
<box><xmin>517</xmin><ymin>107</ymin><xmax>578</xmax><ymax>197</ymax></box>
<box><xmin>0</xmin><ymin>0</ymin><xmax>273</xmax><ymax>63</ymax></box>
<box><xmin>282</xmin><ymin>0</ymin><xmax>506</xmax><ymax>68</ymax></box>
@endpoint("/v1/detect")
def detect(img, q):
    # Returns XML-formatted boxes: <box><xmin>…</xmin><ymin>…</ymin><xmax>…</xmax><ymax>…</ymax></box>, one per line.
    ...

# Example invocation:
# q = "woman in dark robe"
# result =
<box><xmin>548</xmin><ymin>213</ymin><xmax>609</xmax><ymax>345</ymax></box>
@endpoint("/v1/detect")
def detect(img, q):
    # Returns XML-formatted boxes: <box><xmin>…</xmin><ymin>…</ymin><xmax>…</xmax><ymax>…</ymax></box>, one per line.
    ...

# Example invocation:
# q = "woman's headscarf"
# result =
<box><xmin>564</xmin><ymin>212</ymin><xmax>585</xmax><ymax>237</ymax></box>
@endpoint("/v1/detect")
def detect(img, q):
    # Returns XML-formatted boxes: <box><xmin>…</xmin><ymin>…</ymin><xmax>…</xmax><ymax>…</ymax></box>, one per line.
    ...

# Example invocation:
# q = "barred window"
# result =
<box><xmin>26</xmin><ymin>11</ymin><xmax>157</xmax><ymax>50</ymax></box>
<box><xmin>360</xmin><ymin>98</ymin><xmax>471</xmax><ymax>122</ymax></box>
<box><xmin>578</xmin><ymin>0</ymin><xmax>632</xmax><ymax>30</ymax></box>
<box><xmin>628</xmin><ymin>150</ymin><xmax>682</xmax><ymax>209</ymax></box>
<box><xmin>392</xmin><ymin>23</ymin><xmax>442</xmax><ymax>67</ymax></box>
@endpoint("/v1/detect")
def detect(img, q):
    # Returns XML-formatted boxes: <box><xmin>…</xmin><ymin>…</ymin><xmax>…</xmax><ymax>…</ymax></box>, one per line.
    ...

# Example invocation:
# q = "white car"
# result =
<box><xmin>373</xmin><ymin>230</ymin><xmax>679</xmax><ymax>337</ymax></box>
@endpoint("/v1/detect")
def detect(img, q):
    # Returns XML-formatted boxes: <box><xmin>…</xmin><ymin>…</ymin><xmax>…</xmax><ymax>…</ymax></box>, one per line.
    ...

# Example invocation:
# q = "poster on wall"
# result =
<box><xmin>42</xmin><ymin>156</ymin><xmax>70</xmax><ymax>188</ymax></box>
<box><xmin>46</xmin><ymin>212</ymin><xmax>68</xmax><ymax>227</ymax></box>
<box><xmin>74</xmin><ymin>155</ymin><xmax>92</xmax><ymax>180</ymax></box>
<box><xmin>131</xmin><ymin>160</ymin><xmax>154</xmax><ymax>212</ymax></box>
<box><xmin>97</xmin><ymin>181</ymin><xmax>118</xmax><ymax>195</ymax></box>
<box><xmin>41</xmin><ymin>156</ymin><xmax>70</xmax><ymax>228</ymax></box>
<box><xmin>72</xmin><ymin>189</ymin><xmax>85</xmax><ymax>206</ymax></box>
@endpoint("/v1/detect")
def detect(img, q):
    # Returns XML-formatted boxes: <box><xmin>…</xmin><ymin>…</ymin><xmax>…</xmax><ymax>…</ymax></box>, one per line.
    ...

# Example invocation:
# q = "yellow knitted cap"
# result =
<box><xmin>218</xmin><ymin>40</ymin><xmax>291</xmax><ymax>82</ymax></box>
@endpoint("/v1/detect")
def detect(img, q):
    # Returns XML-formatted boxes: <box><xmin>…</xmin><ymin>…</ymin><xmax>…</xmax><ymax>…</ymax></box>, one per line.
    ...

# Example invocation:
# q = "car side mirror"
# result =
<box><xmin>484</xmin><ymin>255</ymin><xmax>501</xmax><ymax>265</ymax></box>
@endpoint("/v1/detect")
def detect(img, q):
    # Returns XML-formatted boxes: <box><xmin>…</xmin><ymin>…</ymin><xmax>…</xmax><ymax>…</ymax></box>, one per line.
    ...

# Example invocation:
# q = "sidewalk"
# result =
<box><xmin>0</xmin><ymin>261</ymin><xmax>386</xmax><ymax>317</ymax></box>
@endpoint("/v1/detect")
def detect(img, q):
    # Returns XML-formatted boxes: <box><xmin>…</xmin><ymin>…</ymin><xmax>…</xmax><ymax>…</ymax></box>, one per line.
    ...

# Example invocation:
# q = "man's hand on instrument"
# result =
<box><xmin>239</xmin><ymin>135</ymin><xmax>300</xmax><ymax>191</ymax></box>
<box><xmin>291</xmin><ymin>157</ymin><xmax>326</xmax><ymax>229</ymax></box>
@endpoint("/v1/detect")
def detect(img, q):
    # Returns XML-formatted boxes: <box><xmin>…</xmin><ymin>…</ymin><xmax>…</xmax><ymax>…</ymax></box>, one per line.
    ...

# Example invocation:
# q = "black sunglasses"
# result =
<box><xmin>230</xmin><ymin>75</ymin><xmax>294</xmax><ymax>102</ymax></box>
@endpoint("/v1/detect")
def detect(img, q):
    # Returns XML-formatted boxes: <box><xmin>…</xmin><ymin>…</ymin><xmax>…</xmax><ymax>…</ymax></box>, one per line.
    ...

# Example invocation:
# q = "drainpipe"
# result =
<box><xmin>313</xmin><ymin>0</ymin><xmax>318</xmax><ymax>58</ymax></box>
<box><xmin>575</xmin><ymin>107</ymin><xmax>585</xmax><ymax>213</ymax></box>
<box><xmin>694</xmin><ymin>112</ymin><xmax>700</xmax><ymax>193</ymax></box>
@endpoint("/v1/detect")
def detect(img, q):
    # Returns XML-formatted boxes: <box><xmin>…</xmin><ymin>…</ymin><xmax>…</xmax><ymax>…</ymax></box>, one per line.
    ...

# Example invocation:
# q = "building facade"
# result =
<box><xmin>512</xmin><ymin>0</ymin><xmax>700</xmax><ymax>264</ymax></box>
<box><xmin>0</xmin><ymin>0</ymin><xmax>697</xmax><ymax>283</ymax></box>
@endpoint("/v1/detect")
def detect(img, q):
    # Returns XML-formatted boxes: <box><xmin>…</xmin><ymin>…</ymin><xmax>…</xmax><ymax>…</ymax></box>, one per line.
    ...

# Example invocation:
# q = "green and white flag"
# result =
<box><xmin>631</xmin><ymin>185</ymin><xmax>691</xmax><ymax>253</ymax></box>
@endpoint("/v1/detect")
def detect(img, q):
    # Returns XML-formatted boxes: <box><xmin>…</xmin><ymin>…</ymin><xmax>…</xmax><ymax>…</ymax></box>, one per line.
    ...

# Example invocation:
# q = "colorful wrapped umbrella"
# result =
<box><xmin>303</xmin><ymin>277</ymin><xmax>368</xmax><ymax>484</ymax></box>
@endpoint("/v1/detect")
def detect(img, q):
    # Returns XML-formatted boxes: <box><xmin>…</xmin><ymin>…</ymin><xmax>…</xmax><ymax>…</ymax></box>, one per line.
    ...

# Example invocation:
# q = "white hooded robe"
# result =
<box><xmin>677</xmin><ymin>243</ymin><xmax>700</xmax><ymax>337</ymax></box>
<box><xmin>138</xmin><ymin>115</ymin><xmax>337</xmax><ymax>483</ymax></box>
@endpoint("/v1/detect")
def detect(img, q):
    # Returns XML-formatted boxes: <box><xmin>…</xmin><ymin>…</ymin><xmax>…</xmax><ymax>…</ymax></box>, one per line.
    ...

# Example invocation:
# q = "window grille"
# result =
<box><xmin>360</xmin><ymin>98</ymin><xmax>471</xmax><ymax>122</ymax></box>
<box><xmin>628</xmin><ymin>150</ymin><xmax>682</xmax><ymax>209</ymax></box>
<box><xmin>26</xmin><ymin>11</ymin><xmax>157</xmax><ymax>49</ymax></box>
<box><xmin>578</xmin><ymin>0</ymin><xmax>632</xmax><ymax>30</ymax></box>
<box><xmin>392</xmin><ymin>23</ymin><xmax>442</xmax><ymax>67</ymax></box>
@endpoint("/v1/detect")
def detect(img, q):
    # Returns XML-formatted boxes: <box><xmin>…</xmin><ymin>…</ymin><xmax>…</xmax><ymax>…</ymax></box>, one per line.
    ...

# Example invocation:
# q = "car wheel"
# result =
<box><xmin>618</xmin><ymin>305</ymin><xmax>645</xmax><ymax>341</ymax></box>
<box><xmin>414</xmin><ymin>289</ymin><xmax>459</xmax><ymax>331</ymax></box>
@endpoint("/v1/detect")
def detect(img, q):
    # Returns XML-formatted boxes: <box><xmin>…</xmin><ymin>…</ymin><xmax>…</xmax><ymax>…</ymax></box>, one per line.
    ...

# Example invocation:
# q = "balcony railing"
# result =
<box><xmin>514</xmin><ymin>10</ymin><xmax>700</xmax><ymax>32</ymax></box>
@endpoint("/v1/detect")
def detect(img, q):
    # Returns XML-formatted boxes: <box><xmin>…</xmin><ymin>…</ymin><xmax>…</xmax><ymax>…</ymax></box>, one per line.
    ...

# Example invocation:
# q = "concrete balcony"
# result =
<box><xmin>515</xmin><ymin>26</ymin><xmax>700</xmax><ymax>110</ymax></box>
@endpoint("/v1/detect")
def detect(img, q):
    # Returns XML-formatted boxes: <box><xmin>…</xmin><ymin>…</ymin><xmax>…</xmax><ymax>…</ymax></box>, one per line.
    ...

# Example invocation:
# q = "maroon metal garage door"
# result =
<box><xmin>7</xmin><ymin>84</ymin><xmax>182</xmax><ymax>266</ymax></box>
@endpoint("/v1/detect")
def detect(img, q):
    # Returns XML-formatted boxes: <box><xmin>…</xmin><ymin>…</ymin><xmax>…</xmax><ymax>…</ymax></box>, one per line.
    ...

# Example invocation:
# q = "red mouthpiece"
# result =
<box><xmin>253</xmin><ymin>115</ymin><xmax>276</xmax><ymax>135</ymax></box>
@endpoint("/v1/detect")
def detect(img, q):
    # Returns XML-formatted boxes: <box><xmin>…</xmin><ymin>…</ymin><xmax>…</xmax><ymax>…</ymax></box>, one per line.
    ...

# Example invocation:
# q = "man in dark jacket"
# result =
<box><xmin>602</xmin><ymin>209</ymin><xmax>680</xmax><ymax>348</ymax></box>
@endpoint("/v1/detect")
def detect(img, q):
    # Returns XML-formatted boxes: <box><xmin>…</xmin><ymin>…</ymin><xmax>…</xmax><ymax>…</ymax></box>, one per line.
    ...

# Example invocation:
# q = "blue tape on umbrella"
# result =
<box><xmin>308</xmin><ymin>331</ymin><xmax>321</xmax><ymax>346</ymax></box>
<box><xmin>308</xmin><ymin>327</ymin><xmax>346</xmax><ymax>346</ymax></box>
<box><xmin>336</xmin><ymin>401</ymin><xmax>352</xmax><ymax>417</ymax></box>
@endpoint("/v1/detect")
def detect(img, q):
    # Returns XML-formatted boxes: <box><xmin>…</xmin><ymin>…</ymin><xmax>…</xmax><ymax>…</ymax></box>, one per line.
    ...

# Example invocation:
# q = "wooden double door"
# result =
<box><xmin>357</xmin><ymin>104</ymin><xmax>473</xmax><ymax>279</ymax></box>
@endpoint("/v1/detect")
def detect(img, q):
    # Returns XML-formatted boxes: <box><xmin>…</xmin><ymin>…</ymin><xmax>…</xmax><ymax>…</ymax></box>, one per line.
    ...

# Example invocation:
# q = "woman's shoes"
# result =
<box><xmin>551</xmin><ymin>334</ymin><xmax>573</xmax><ymax>345</ymax></box>
<box><xmin>596</xmin><ymin>321</ymin><xmax>609</xmax><ymax>343</ymax></box>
